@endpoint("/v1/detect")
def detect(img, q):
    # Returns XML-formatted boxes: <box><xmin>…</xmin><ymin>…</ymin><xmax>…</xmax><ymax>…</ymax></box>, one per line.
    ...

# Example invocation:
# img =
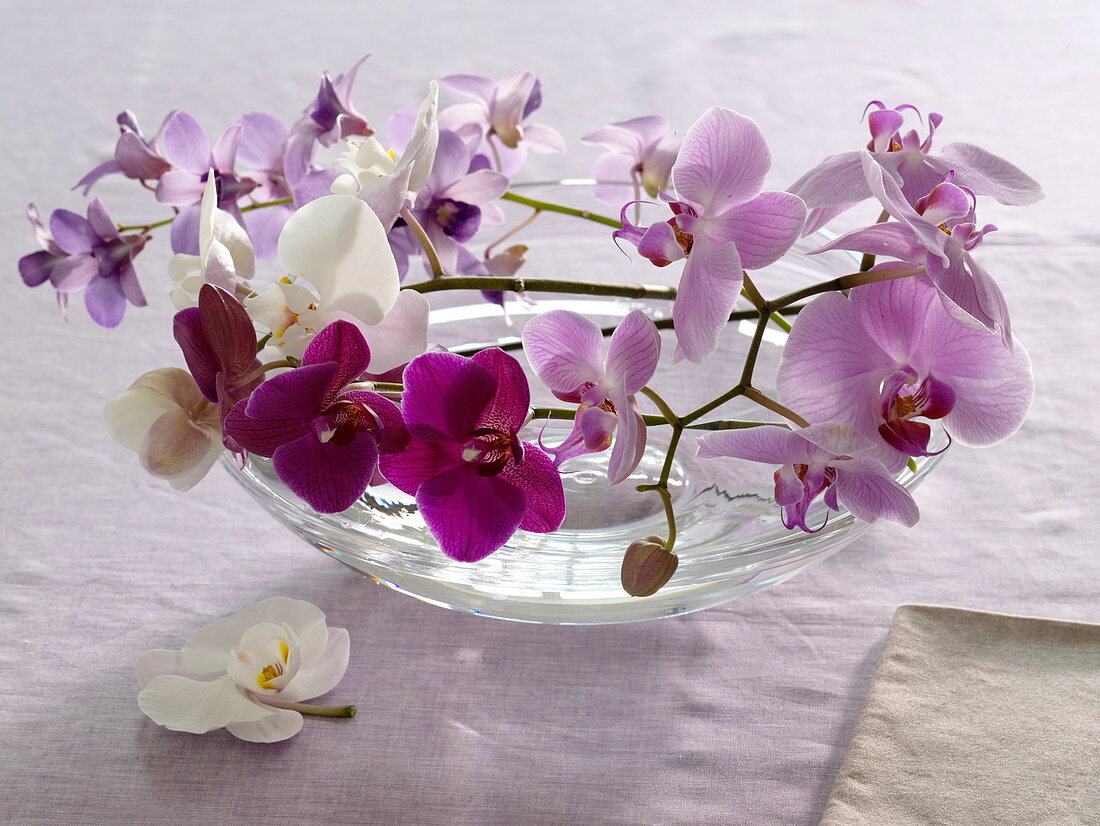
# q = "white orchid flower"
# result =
<box><xmin>331</xmin><ymin>80</ymin><xmax>439</xmax><ymax>229</ymax></box>
<box><xmin>136</xmin><ymin>597</ymin><xmax>353</xmax><ymax>743</ymax></box>
<box><xmin>103</xmin><ymin>367</ymin><xmax>223</xmax><ymax>491</ymax></box>
<box><xmin>168</xmin><ymin>173</ymin><xmax>256</xmax><ymax>309</ymax></box>
<box><xmin>246</xmin><ymin>194</ymin><xmax>430</xmax><ymax>373</ymax></box>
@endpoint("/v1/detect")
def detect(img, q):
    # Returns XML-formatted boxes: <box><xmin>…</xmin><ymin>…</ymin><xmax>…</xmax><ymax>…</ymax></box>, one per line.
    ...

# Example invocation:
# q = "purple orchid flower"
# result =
<box><xmin>615</xmin><ymin>107</ymin><xmax>807</xmax><ymax>363</ymax></box>
<box><xmin>411</xmin><ymin>130</ymin><xmax>509</xmax><ymax>274</ymax></box>
<box><xmin>377</xmin><ymin>349</ymin><xmax>566</xmax><ymax>562</ymax></box>
<box><xmin>440</xmin><ymin>71</ymin><xmax>565</xmax><ymax>156</ymax></box>
<box><xmin>815</xmin><ymin>153</ymin><xmax>1012</xmax><ymax>345</ymax></box>
<box><xmin>284</xmin><ymin>55</ymin><xmax>373</xmax><ymax>187</ymax></box>
<box><xmin>790</xmin><ymin>102</ymin><xmax>1043</xmax><ymax>235</ymax></box>
<box><xmin>74</xmin><ymin>110</ymin><xmax>175</xmax><ymax>194</ymax></box>
<box><xmin>173</xmin><ymin>284</ymin><xmax>263</xmax><ymax>427</ymax></box>
<box><xmin>522</xmin><ymin>310</ymin><xmax>661</xmax><ymax>483</ymax></box>
<box><xmin>235</xmin><ymin>112</ymin><xmax>294</xmax><ymax>259</ymax></box>
<box><xmin>19</xmin><ymin>200</ymin><xmax>147</xmax><ymax>327</ymax></box>
<box><xmin>777</xmin><ymin>275</ymin><xmax>1034</xmax><ymax>471</ymax></box>
<box><xmin>581</xmin><ymin>116</ymin><xmax>682</xmax><ymax>206</ymax></box>
<box><xmin>698</xmin><ymin>422</ymin><xmax>919</xmax><ymax>532</ymax></box>
<box><xmin>155</xmin><ymin>112</ymin><xmax>258</xmax><ymax>255</ymax></box>
<box><xmin>224</xmin><ymin>320</ymin><xmax>408</xmax><ymax>513</ymax></box>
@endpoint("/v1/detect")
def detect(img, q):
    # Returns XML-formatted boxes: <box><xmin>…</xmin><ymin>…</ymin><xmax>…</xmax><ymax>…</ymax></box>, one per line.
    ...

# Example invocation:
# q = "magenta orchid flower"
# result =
<box><xmin>615</xmin><ymin>107</ymin><xmax>807</xmax><ymax>363</ymax></box>
<box><xmin>378</xmin><ymin>349</ymin><xmax>566</xmax><ymax>562</ymax></box>
<box><xmin>816</xmin><ymin>153</ymin><xmax>1012</xmax><ymax>344</ymax></box>
<box><xmin>582</xmin><ymin>116</ymin><xmax>682</xmax><ymax>206</ymax></box>
<box><xmin>522</xmin><ymin>310</ymin><xmax>661</xmax><ymax>483</ymax></box>
<box><xmin>410</xmin><ymin>129</ymin><xmax>509</xmax><ymax>274</ymax></box>
<box><xmin>19</xmin><ymin>200</ymin><xmax>147</xmax><ymax>327</ymax></box>
<box><xmin>284</xmin><ymin>55</ymin><xmax>373</xmax><ymax>186</ymax></box>
<box><xmin>777</xmin><ymin>275</ymin><xmax>1034</xmax><ymax>471</ymax></box>
<box><xmin>698</xmin><ymin>422</ymin><xmax>919</xmax><ymax>532</ymax></box>
<box><xmin>224</xmin><ymin>320</ymin><xmax>409</xmax><ymax>513</ymax></box>
<box><xmin>74</xmin><ymin>110</ymin><xmax>174</xmax><ymax>194</ymax></box>
<box><xmin>155</xmin><ymin>112</ymin><xmax>258</xmax><ymax>254</ymax></box>
<box><xmin>790</xmin><ymin>102</ymin><xmax>1043</xmax><ymax>235</ymax></box>
<box><xmin>235</xmin><ymin>112</ymin><xmax>294</xmax><ymax>259</ymax></box>
<box><xmin>173</xmin><ymin>284</ymin><xmax>263</xmax><ymax>428</ymax></box>
<box><xmin>440</xmin><ymin>71</ymin><xmax>565</xmax><ymax>154</ymax></box>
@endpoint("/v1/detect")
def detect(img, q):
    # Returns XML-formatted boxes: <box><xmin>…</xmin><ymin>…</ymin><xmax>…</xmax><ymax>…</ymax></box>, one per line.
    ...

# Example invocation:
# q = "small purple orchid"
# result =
<box><xmin>155</xmin><ymin>112</ymin><xmax>258</xmax><ymax>254</ymax></box>
<box><xmin>698</xmin><ymin>422</ymin><xmax>919</xmax><ymax>532</ymax></box>
<box><xmin>173</xmin><ymin>284</ymin><xmax>263</xmax><ymax>426</ymax></box>
<box><xmin>284</xmin><ymin>56</ymin><xmax>373</xmax><ymax>186</ymax></box>
<box><xmin>410</xmin><ymin>130</ymin><xmax>509</xmax><ymax>274</ymax></box>
<box><xmin>75</xmin><ymin>110</ymin><xmax>175</xmax><ymax>194</ymax></box>
<box><xmin>378</xmin><ymin>349</ymin><xmax>566</xmax><ymax>562</ymax></box>
<box><xmin>816</xmin><ymin>153</ymin><xmax>1012</xmax><ymax>344</ymax></box>
<box><xmin>224</xmin><ymin>320</ymin><xmax>409</xmax><ymax>513</ymax></box>
<box><xmin>19</xmin><ymin>200</ymin><xmax>147</xmax><ymax>327</ymax></box>
<box><xmin>522</xmin><ymin>310</ymin><xmax>661</xmax><ymax>483</ymax></box>
<box><xmin>235</xmin><ymin>112</ymin><xmax>294</xmax><ymax>259</ymax></box>
<box><xmin>582</xmin><ymin>116</ymin><xmax>682</xmax><ymax>206</ymax></box>
<box><xmin>777</xmin><ymin>275</ymin><xmax>1034</xmax><ymax>470</ymax></box>
<box><xmin>440</xmin><ymin>71</ymin><xmax>565</xmax><ymax>156</ymax></box>
<box><xmin>790</xmin><ymin>102</ymin><xmax>1043</xmax><ymax>235</ymax></box>
<box><xmin>616</xmin><ymin>107</ymin><xmax>807</xmax><ymax>363</ymax></box>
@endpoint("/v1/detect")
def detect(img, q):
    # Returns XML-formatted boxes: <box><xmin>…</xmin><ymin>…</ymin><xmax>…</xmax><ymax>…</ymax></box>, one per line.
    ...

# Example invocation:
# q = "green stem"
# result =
<box><xmin>528</xmin><ymin>405</ymin><xmax>768</xmax><ymax>432</ymax></box>
<box><xmin>501</xmin><ymin>191</ymin><xmax>622</xmax><ymax>228</ymax></box>
<box><xmin>639</xmin><ymin>386</ymin><xmax>680</xmax><ymax>425</ymax></box>
<box><xmin>767</xmin><ymin>266</ymin><xmax>925</xmax><ymax>311</ymax></box>
<box><xmin>116</xmin><ymin>197</ymin><xmax>293</xmax><ymax>234</ymax></box>
<box><xmin>256</xmin><ymin>696</ymin><xmax>357</xmax><ymax>718</ymax></box>
<box><xmin>404</xmin><ymin>276</ymin><xmax>678</xmax><ymax>301</ymax></box>
<box><xmin>399</xmin><ymin>206</ymin><xmax>445</xmax><ymax>278</ymax></box>
<box><xmin>742</xmin><ymin>387</ymin><xmax>811</xmax><ymax>428</ymax></box>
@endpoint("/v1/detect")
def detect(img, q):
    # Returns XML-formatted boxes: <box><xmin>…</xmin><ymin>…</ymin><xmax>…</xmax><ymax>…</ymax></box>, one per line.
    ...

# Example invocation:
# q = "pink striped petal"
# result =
<box><xmin>522</xmin><ymin>310</ymin><xmax>604</xmax><ymax>396</ymax></box>
<box><xmin>671</xmin><ymin>235</ymin><xmax>743</xmax><ymax>363</ymax></box>
<box><xmin>673</xmin><ymin>107</ymin><xmax>769</xmax><ymax>214</ymax></box>
<box><xmin>834</xmin><ymin>458</ymin><xmax>919</xmax><ymax>526</ymax></box>
<box><xmin>605</xmin><ymin>310</ymin><xmax>661</xmax><ymax>394</ymax></box>
<box><xmin>705</xmin><ymin>190</ymin><xmax>805</xmax><ymax>269</ymax></box>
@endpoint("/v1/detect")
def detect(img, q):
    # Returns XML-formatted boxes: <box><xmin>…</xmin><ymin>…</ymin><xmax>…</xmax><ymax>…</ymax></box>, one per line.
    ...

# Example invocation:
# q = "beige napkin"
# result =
<box><xmin>819</xmin><ymin>605</ymin><xmax>1100</xmax><ymax>826</ymax></box>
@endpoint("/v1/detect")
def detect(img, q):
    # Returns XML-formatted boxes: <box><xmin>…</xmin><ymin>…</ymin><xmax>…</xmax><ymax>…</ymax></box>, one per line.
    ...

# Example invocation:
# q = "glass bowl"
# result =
<box><xmin>223</xmin><ymin>183</ymin><xmax>943</xmax><ymax>624</ymax></box>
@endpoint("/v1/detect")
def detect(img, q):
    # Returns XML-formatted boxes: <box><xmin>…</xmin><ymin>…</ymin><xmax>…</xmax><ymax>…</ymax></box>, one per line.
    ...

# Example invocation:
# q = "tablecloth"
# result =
<box><xmin>2</xmin><ymin>1</ymin><xmax>1098</xmax><ymax>823</ymax></box>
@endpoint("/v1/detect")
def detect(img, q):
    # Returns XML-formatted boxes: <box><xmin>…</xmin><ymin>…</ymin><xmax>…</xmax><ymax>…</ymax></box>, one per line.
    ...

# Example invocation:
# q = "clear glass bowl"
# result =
<box><xmin>223</xmin><ymin>183</ymin><xmax>943</xmax><ymax>624</ymax></box>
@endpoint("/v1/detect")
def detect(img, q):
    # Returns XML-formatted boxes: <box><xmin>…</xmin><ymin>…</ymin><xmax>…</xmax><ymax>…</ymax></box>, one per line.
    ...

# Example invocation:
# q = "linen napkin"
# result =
<box><xmin>819</xmin><ymin>604</ymin><xmax>1100</xmax><ymax>825</ymax></box>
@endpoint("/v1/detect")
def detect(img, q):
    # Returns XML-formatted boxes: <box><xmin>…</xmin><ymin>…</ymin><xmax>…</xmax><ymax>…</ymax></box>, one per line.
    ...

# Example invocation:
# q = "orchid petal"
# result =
<box><xmin>797</xmin><ymin>422</ymin><xmax>876</xmax><ymax>457</ymax></box>
<box><xmin>440</xmin><ymin>168</ymin><xmax>509</xmax><ymax>206</ymax></box>
<box><xmin>417</xmin><ymin>465</ymin><xmax>527</xmax><ymax>562</ymax></box>
<box><xmin>354</xmin><ymin>289</ymin><xmax>429</xmax><ymax>375</ymax></box>
<box><xmin>277</xmin><ymin>627</ymin><xmax>351</xmax><ymax>702</ymax></box>
<box><xmin>498</xmin><ymin>444</ymin><xmax>566</xmax><ymax>532</ymax></box>
<box><xmin>246</xmin><ymin>362</ymin><xmax>339</xmax><ymax>421</ymax></box>
<box><xmin>223</xmin><ymin>403</ymin><xmax>311</xmax><ymax>457</ymax></box>
<box><xmin>301</xmin><ymin>319</ymin><xmax>371</xmax><ymax>391</ymax></box>
<box><xmin>812</xmin><ymin>222</ymin><xmax>925</xmax><ymax>264</ymax></box>
<box><xmin>671</xmin><ymin>235</ymin><xmax>743</xmax><ymax>363</ymax></box>
<box><xmin>236</xmin><ymin>112</ymin><xmax>288</xmax><ymax>171</ymax></box>
<box><xmin>163</xmin><ymin>112</ymin><xmax>212</xmax><ymax>174</ymax></box>
<box><xmin>49</xmin><ymin>210</ymin><xmax>97</xmax><ymax>254</ymax></box>
<box><xmin>835</xmin><ymin>458</ymin><xmax>920</xmax><ymax>526</ymax></box>
<box><xmin>156</xmin><ymin>171</ymin><xmax>207</xmax><ymax>207</ymax></box>
<box><xmin>83</xmin><ymin>274</ymin><xmax>127</xmax><ymax>328</ymax></box>
<box><xmin>169</xmin><ymin>203</ymin><xmax>201</xmax><ymax>255</ymax></box>
<box><xmin>336</xmin><ymin>390</ymin><xmax>409</xmax><ymax>454</ymax></box>
<box><xmin>211</xmin><ymin>124</ymin><xmax>243</xmax><ymax>174</ymax></box>
<box><xmin>439</xmin><ymin>74</ymin><xmax>497</xmax><ymax>105</ymax></box>
<box><xmin>860</xmin><ymin>151</ymin><xmax>948</xmax><ymax>260</ymax></box>
<box><xmin>849</xmin><ymin>274</ymin><xmax>937</xmax><ymax>363</ymax></box>
<box><xmin>697</xmin><ymin>425</ymin><xmax>806</xmax><ymax>464</ymax></box>
<box><xmin>523</xmin><ymin>123</ymin><xmax>566</xmax><ymax>154</ymax></box>
<box><xmin>934</xmin><ymin>142</ymin><xmax>1043</xmax><ymax>206</ymax></box>
<box><xmin>521</xmin><ymin>310</ymin><xmax>605</xmax><ymax>395</ymax></box>
<box><xmin>788</xmin><ymin>151</ymin><xmax>868</xmax><ymax>209</ymax></box>
<box><xmin>273</xmin><ymin>428</ymin><xmax>379</xmax><ymax>513</ymax></box>
<box><xmin>401</xmin><ymin>352</ymin><xmax>498</xmax><ymax>441</ymax></box>
<box><xmin>138</xmin><ymin>674</ymin><xmax>272</xmax><ymax>734</ymax></box>
<box><xmin>703</xmin><ymin>190</ymin><xmax>805</xmax><ymax>269</ymax></box>
<box><xmin>377</xmin><ymin>437</ymin><xmax>462</xmax><ymax>495</ymax></box>
<box><xmin>591</xmin><ymin>152</ymin><xmax>640</xmax><ymax>207</ymax></box>
<box><xmin>637</xmin><ymin>220</ymin><xmax>685</xmax><ymax>266</ymax></box>
<box><xmin>471</xmin><ymin>348</ymin><xmax>531</xmax><ymax>434</ymax></box>
<box><xmin>607</xmin><ymin>403</ymin><xmax>646</xmax><ymax>485</ymax></box>
<box><xmin>673</xmin><ymin>107</ymin><xmax>769</xmax><ymax>214</ymax></box>
<box><xmin>49</xmin><ymin>255</ymin><xmax>99</xmax><ymax>292</ymax></box>
<box><xmin>224</xmin><ymin>707</ymin><xmax>303</xmax><ymax>743</ymax></box>
<box><xmin>398</xmin><ymin>81</ymin><xmax>440</xmax><ymax>193</ymax></box>
<box><xmin>605</xmin><ymin>310</ymin><xmax>661</xmax><ymax>394</ymax></box>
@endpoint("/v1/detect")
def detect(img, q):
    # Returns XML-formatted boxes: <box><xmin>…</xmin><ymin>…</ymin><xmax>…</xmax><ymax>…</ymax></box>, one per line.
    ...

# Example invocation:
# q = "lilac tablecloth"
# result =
<box><xmin>3</xmin><ymin>2</ymin><xmax>1097</xmax><ymax>824</ymax></box>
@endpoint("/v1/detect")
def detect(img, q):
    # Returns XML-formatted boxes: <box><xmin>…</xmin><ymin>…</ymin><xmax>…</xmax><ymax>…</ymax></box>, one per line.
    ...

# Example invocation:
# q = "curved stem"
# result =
<box><xmin>399</xmin><ymin>206</ymin><xmax>444</xmax><ymax>278</ymax></box>
<box><xmin>485</xmin><ymin>209</ymin><xmax>540</xmax><ymax>259</ymax></box>
<box><xmin>404</xmin><ymin>276</ymin><xmax>678</xmax><ymax>301</ymax></box>
<box><xmin>501</xmin><ymin>191</ymin><xmax>622</xmax><ymax>229</ymax></box>
<box><xmin>767</xmin><ymin>265</ymin><xmax>924</xmax><ymax>311</ymax></box>
<box><xmin>237</xmin><ymin>358</ymin><xmax>297</xmax><ymax>387</ymax></box>
<box><xmin>255</xmin><ymin>696</ymin><xmax>357</xmax><ymax>718</ymax></box>
<box><xmin>639</xmin><ymin>386</ymin><xmax>679</xmax><ymax>425</ymax></box>
<box><xmin>742</xmin><ymin>387</ymin><xmax>811</xmax><ymax>428</ymax></box>
<box><xmin>116</xmin><ymin>197</ymin><xmax>293</xmax><ymax>234</ymax></box>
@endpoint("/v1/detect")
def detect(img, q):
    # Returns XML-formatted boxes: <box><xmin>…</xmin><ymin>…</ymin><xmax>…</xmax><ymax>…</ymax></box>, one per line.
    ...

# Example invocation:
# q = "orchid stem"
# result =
<box><xmin>639</xmin><ymin>386</ymin><xmax>680</xmax><ymax>425</ymax></box>
<box><xmin>485</xmin><ymin>209</ymin><xmax>540</xmax><ymax>260</ymax></box>
<box><xmin>742</xmin><ymin>387</ymin><xmax>811</xmax><ymax>428</ymax></box>
<box><xmin>257</xmin><ymin>696</ymin><xmax>357</xmax><ymax>718</ymax></box>
<box><xmin>741</xmin><ymin>273</ymin><xmax>792</xmax><ymax>333</ymax></box>
<box><xmin>501</xmin><ymin>192</ymin><xmax>622</xmax><ymax>228</ymax></box>
<box><xmin>767</xmin><ymin>266</ymin><xmax>925</xmax><ymax>311</ymax></box>
<box><xmin>115</xmin><ymin>197</ymin><xmax>293</xmax><ymax>234</ymax></box>
<box><xmin>399</xmin><ymin>206</ymin><xmax>445</xmax><ymax>278</ymax></box>
<box><xmin>528</xmin><ymin>405</ymin><xmax>764</xmax><ymax>432</ymax></box>
<box><xmin>404</xmin><ymin>276</ymin><xmax>677</xmax><ymax>301</ymax></box>
<box><xmin>238</xmin><ymin>359</ymin><xmax>297</xmax><ymax>386</ymax></box>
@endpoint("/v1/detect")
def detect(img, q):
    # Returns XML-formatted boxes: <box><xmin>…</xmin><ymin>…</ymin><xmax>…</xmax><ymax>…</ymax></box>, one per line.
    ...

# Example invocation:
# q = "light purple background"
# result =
<box><xmin>2</xmin><ymin>2</ymin><xmax>1098</xmax><ymax>824</ymax></box>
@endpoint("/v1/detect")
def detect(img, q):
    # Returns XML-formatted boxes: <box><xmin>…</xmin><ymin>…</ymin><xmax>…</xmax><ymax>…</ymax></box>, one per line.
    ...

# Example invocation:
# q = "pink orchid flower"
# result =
<box><xmin>615</xmin><ymin>107</ymin><xmax>806</xmax><ymax>363</ymax></box>
<box><xmin>522</xmin><ymin>309</ymin><xmax>661</xmax><ymax>484</ymax></box>
<box><xmin>581</xmin><ymin>115</ymin><xmax>682</xmax><ymax>206</ymax></box>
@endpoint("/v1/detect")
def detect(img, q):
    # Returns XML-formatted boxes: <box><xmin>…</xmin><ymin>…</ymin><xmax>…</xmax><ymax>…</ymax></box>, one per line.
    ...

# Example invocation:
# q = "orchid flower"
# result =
<box><xmin>582</xmin><ymin>116</ymin><xmax>682</xmax><ymax>205</ymax></box>
<box><xmin>615</xmin><ymin>107</ymin><xmax>806</xmax><ymax>363</ymax></box>
<box><xmin>224</xmin><ymin>320</ymin><xmax>409</xmax><ymax>513</ymax></box>
<box><xmin>19</xmin><ymin>200</ymin><xmax>147</xmax><ymax>327</ymax></box>
<box><xmin>103</xmin><ymin>367</ymin><xmax>224</xmax><ymax>491</ymax></box>
<box><xmin>74</xmin><ymin>109</ymin><xmax>174</xmax><ymax>194</ymax></box>
<box><xmin>284</xmin><ymin>55</ymin><xmax>373</xmax><ymax>186</ymax></box>
<box><xmin>136</xmin><ymin>597</ymin><xmax>351</xmax><ymax>743</ymax></box>
<box><xmin>790</xmin><ymin>102</ymin><xmax>1043</xmax><ymax>235</ymax></box>
<box><xmin>234</xmin><ymin>112</ymin><xmax>294</xmax><ymax>259</ymax></box>
<box><xmin>408</xmin><ymin>130</ymin><xmax>509</xmax><ymax>274</ymax></box>
<box><xmin>173</xmin><ymin>284</ymin><xmax>263</xmax><ymax>428</ymax></box>
<box><xmin>440</xmin><ymin>71</ymin><xmax>565</xmax><ymax>156</ymax></box>
<box><xmin>815</xmin><ymin>153</ymin><xmax>1012</xmax><ymax>344</ymax></box>
<box><xmin>454</xmin><ymin>242</ymin><xmax>529</xmax><ymax>309</ymax></box>
<box><xmin>698</xmin><ymin>422</ymin><xmax>919</xmax><ymax>532</ymax></box>
<box><xmin>522</xmin><ymin>309</ymin><xmax>661</xmax><ymax>483</ymax></box>
<box><xmin>246</xmin><ymin>194</ymin><xmax>429</xmax><ymax>373</ymax></box>
<box><xmin>777</xmin><ymin>275</ymin><xmax>1034</xmax><ymax>470</ymax></box>
<box><xmin>168</xmin><ymin>175</ymin><xmax>256</xmax><ymax>309</ymax></box>
<box><xmin>378</xmin><ymin>349</ymin><xmax>566</xmax><ymax>562</ymax></box>
<box><xmin>332</xmin><ymin>81</ymin><xmax>439</xmax><ymax>230</ymax></box>
<box><xmin>155</xmin><ymin>112</ymin><xmax>258</xmax><ymax>254</ymax></box>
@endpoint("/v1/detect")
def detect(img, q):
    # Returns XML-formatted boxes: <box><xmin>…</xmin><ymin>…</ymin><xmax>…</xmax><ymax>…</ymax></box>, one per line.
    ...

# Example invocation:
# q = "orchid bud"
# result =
<box><xmin>621</xmin><ymin>535</ymin><xmax>679</xmax><ymax>597</ymax></box>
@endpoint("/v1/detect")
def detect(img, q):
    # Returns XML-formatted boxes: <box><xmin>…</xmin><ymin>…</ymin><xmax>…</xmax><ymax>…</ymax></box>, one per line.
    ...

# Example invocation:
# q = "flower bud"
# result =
<box><xmin>621</xmin><ymin>535</ymin><xmax>678</xmax><ymax>597</ymax></box>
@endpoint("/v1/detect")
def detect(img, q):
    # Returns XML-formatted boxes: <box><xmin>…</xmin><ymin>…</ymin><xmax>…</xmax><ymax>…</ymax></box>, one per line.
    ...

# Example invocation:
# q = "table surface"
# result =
<box><xmin>3</xmin><ymin>2</ymin><xmax>1097</xmax><ymax>824</ymax></box>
